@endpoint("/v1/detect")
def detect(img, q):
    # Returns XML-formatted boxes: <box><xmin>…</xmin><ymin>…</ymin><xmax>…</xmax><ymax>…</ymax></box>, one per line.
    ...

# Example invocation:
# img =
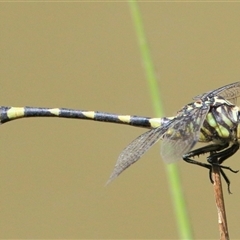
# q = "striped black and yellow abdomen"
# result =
<box><xmin>0</xmin><ymin>106</ymin><xmax>163</xmax><ymax>129</ymax></box>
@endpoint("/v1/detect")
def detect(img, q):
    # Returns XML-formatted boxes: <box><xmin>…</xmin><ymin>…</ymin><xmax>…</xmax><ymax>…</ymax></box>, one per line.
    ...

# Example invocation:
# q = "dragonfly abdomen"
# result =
<box><xmin>0</xmin><ymin>106</ymin><xmax>163</xmax><ymax>129</ymax></box>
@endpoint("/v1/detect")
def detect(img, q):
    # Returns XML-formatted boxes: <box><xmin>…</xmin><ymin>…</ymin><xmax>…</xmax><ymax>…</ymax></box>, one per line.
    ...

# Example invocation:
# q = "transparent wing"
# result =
<box><xmin>193</xmin><ymin>82</ymin><xmax>240</xmax><ymax>104</ymax></box>
<box><xmin>106</xmin><ymin>123</ymin><xmax>171</xmax><ymax>184</ymax></box>
<box><xmin>161</xmin><ymin>104</ymin><xmax>209</xmax><ymax>163</ymax></box>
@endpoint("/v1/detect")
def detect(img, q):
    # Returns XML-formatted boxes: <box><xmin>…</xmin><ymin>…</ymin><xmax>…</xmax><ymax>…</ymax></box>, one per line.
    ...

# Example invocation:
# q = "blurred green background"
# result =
<box><xmin>1</xmin><ymin>2</ymin><xmax>240</xmax><ymax>239</ymax></box>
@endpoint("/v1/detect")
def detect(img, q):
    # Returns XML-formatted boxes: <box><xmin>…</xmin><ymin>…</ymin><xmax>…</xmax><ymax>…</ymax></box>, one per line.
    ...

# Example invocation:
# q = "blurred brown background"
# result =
<box><xmin>1</xmin><ymin>2</ymin><xmax>240</xmax><ymax>239</ymax></box>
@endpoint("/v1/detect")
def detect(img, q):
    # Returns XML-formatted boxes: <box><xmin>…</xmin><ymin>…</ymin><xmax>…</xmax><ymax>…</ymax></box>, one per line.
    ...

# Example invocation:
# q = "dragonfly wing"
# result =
<box><xmin>161</xmin><ymin>105</ymin><xmax>209</xmax><ymax>163</ymax></box>
<box><xmin>106</xmin><ymin>124</ymin><xmax>171</xmax><ymax>184</ymax></box>
<box><xmin>193</xmin><ymin>82</ymin><xmax>240</xmax><ymax>104</ymax></box>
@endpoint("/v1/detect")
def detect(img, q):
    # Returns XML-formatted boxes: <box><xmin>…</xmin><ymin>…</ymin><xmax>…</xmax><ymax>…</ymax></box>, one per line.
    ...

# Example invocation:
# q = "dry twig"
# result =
<box><xmin>212</xmin><ymin>165</ymin><xmax>229</xmax><ymax>240</ymax></box>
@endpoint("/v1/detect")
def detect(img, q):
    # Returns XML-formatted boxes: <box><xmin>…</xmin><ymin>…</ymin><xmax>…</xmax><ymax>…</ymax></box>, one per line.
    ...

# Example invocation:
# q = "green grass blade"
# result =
<box><xmin>128</xmin><ymin>2</ymin><xmax>193</xmax><ymax>239</ymax></box>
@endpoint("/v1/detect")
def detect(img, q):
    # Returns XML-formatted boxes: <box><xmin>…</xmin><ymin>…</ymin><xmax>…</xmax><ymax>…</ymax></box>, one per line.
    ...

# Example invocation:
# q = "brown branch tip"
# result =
<box><xmin>212</xmin><ymin>165</ymin><xmax>229</xmax><ymax>240</ymax></box>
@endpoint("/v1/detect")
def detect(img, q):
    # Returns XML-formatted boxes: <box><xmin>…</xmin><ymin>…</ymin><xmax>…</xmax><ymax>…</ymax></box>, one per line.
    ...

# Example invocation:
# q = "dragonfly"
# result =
<box><xmin>1</xmin><ymin>82</ymin><xmax>240</xmax><ymax>192</ymax></box>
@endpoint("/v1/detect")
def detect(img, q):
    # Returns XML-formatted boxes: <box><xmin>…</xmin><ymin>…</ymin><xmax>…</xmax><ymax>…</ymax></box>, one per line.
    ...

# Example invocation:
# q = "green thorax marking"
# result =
<box><xmin>200</xmin><ymin>99</ymin><xmax>239</xmax><ymax>143</ymax></box>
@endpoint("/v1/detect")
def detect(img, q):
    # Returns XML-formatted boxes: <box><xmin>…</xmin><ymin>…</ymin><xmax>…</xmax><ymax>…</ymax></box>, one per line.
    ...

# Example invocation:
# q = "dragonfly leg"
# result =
<box><xmin>208</xmin><ymin>143</ymin><xmax>239</xmax><ymax>193</ymax></box>
<box><xmin>220</xmin><ymin>168</ymin><xmax>232</xmax><ymax>194</ymax></box>
<box><xmin>208</xmin><ymin>164</ymin><xmax>231</xmax><ymax>189</ymax></box>
<box><xmin>209</xmin><ymin>163</ymin><xmax>232</xmax><ymax>193</ymax></box>
<box><xmin>182</xmin><ymin>156</ymin><xmax>212</xmax><ymax>171</ymax></box>
<box><xmin>182</xmin><ymin>143</ymin><xmax>229</xmax><ymax>171</ymax></box>
<box><xmin>208</xmin><ymin>166</ymin><xmax>214</xmax><ymax>184</ymax></box>
<box><xmin>208</xmin><ymin>148</ymin><xmax>239</xmax><ymax>194</ymax></box>
<box><xmin>207</xmin><ymin>143</ymin><xmax>239</xmax><ymax>173</ymax></box>
<box><xmin>183</xmin><ymin>143</ymin><xmax>236</xmax><ymax>191</ymax></box>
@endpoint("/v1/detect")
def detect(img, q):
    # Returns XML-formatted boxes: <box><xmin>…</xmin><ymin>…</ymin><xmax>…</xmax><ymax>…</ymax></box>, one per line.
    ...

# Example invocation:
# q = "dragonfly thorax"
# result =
<box><xmin>199</xmin><ymin>99</ymin><xmax>239</xmax><ymax>144</ymax></box>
